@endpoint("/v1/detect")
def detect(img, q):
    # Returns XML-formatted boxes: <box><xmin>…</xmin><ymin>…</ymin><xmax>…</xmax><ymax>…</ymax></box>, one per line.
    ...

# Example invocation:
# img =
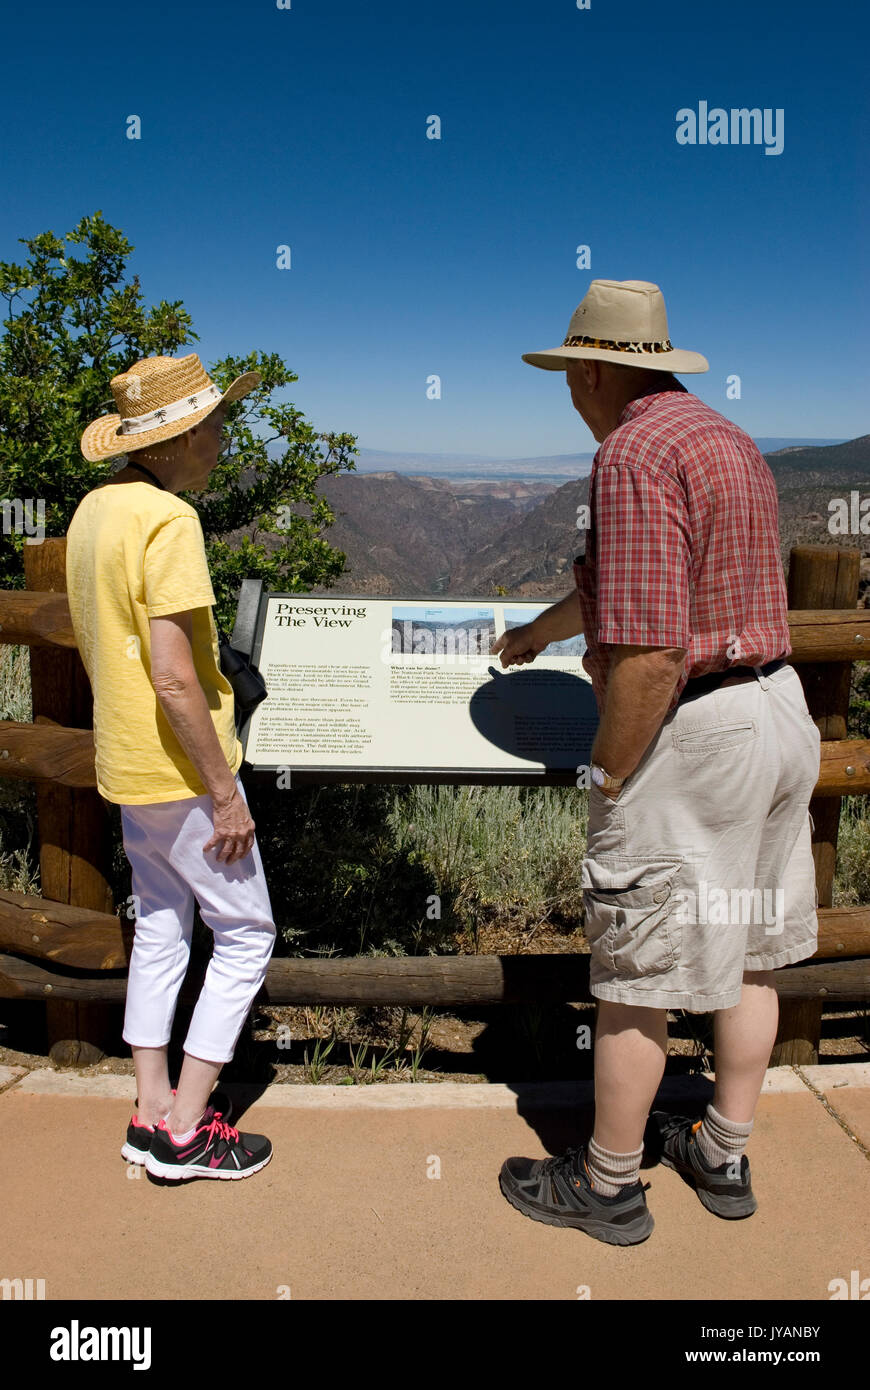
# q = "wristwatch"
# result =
<box><xmin>590</xmin><ymin>763</ymin><xmax>626</xmax><ymax>793</ymax></box>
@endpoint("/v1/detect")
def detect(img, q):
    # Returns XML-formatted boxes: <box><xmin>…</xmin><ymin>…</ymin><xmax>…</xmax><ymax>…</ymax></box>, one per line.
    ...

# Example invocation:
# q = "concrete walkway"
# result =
<box><xmin>1</xmin><ymin>1063</ymin><xmax>868</xmax><ymax>1301</ymax></box>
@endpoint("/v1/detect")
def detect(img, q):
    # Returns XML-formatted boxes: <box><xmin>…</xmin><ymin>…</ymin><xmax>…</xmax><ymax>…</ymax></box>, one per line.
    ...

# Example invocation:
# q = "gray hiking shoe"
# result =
<box><xmin>651</xmin><ymin>1111</ymin><xmax>757</xmax><ymax>1219</ymax></box>
<box><xmin>499</xmin><ymin>1143</ymin><xmax>654</xmax><ymax>1246</ymax></box>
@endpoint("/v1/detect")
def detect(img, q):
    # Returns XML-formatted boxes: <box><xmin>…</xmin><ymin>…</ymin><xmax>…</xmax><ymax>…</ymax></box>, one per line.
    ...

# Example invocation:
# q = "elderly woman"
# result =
<box><xmin>68</xmin><ymin>353</ymin><xmax>276</xmax><ymax>1181</ymax></box>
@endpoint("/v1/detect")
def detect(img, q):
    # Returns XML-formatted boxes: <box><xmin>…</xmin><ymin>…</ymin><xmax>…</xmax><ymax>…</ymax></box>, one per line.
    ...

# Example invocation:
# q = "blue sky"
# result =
<box><xmin>2</xmin><ymin>0</ymin><xmax>867</xmax><ymax>459</ymax></box>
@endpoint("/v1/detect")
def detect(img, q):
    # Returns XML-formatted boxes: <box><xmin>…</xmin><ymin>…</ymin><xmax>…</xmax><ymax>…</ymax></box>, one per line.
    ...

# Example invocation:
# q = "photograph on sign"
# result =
<box><xmin>242</xmin><ymin>594</ymin><xmax>599</xmax><ymax>778</ymax></box>
<box><xmin>391</xmin><ymin>604</ymin><xmax>496</xmax><ymax>656</ymax></box>
<box><xmin>503</xmin><ymin>608</ymin><xmax>585</xmax><ymax>659</ymax></box>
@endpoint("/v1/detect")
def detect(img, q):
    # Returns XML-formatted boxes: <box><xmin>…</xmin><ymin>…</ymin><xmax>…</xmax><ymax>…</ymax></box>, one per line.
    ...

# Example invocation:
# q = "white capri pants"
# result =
<box><xmin>120</xmin><ymin>775</ymin><xmax>276</xmax><ymax>1064</ymax></box>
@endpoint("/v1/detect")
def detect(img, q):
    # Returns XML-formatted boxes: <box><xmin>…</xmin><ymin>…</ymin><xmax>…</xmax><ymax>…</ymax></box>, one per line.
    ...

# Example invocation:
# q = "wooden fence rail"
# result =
<box><xmin>0</xmin><ymin>952</ymin><xmax>867</xmax><ymax>1007</ymax></box>
<box><xmin>1</xmin><ymin>888</ymin><xmax>869</xmax><ymax>968</ymax></box>
<box><xmin>3</xmin><ymin>590</ymin><xmax>869</xmax><ymax>662</ymax></box>
<box><xmin>0</xmin><ymin>539</ymin><xmax>868</xmax><ymax>1067</ymax></box>
<box><xmin>2</xmin><ymin>723</ymin><xmax>870</xmax><ymax>797</ymax></box>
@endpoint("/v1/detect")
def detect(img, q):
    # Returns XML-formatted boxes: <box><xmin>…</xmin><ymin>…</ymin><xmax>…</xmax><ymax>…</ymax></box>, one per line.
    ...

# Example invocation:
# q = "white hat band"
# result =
<box><xmin>119</xmin><ymin>382</ymin><xmax>222</xmax><ymax>436</ymax></box>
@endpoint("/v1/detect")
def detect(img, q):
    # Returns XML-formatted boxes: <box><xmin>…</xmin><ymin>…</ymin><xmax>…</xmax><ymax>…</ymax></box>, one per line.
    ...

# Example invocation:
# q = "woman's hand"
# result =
<box><xmin>204</xmin><ymin>784</ymin><xmax>256</xmax><ymax>864</ymax></box>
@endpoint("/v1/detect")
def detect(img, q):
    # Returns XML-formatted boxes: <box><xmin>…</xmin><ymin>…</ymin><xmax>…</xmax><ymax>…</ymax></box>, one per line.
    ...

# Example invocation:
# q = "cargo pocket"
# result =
<box><xmin>582</xmin><ymin>856</ymin><xmax>683</xmax><ymax>977</ymax></box>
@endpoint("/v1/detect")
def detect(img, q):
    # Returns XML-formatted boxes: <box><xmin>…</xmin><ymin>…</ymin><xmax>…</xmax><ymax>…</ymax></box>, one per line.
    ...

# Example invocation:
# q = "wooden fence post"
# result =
<box><xmin>23</xmin><ymin>537</ymin><xmax>119</xmax><ymax>1064</ymax></box>
<box><xmin>770</xmin><ymin>544</ymin><xmax>861</xmax><ymax>1066</ymax></box>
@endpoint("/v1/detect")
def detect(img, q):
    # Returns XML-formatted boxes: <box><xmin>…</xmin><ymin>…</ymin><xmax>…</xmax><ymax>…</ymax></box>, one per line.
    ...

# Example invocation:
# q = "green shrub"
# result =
<box><xmin>0</xmin><ymin>646</ymin><xmax>37</xmax><ymax>892</ymax></box>
<box><xmin>246</xmin><ymin>782</ymin><xmax>589</xmax><ymax>957</ymax></box>
<box><xmin>833</xmin><ymin>795</ymin><xmax>870</xmax><ymax>907</ymax></box>
<box><xmin>385</xmin><ymin>784</ymin><xmax>588</xmax><ymax>943</ymax></box>
<box><xmin>246</xmin><ymin>780</ymin><xmax>443</xmax><ymax>957</ymax></box>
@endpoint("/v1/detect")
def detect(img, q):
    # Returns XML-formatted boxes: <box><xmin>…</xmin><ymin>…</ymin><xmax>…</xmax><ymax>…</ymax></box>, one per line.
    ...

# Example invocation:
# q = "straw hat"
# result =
<box><xmin>522</xmin><ymin>280</ymin><xmax>708</xmax><ymax>373</ymax></box>
<box><xmin>80</xmin><ymin>353</ymin><xmax>261</xmax><ymax>462</ymax></box>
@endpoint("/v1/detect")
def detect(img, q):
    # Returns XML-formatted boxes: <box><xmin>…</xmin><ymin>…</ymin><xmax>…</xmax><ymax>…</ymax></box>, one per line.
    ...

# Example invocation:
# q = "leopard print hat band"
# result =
<box><xmin>562</xmin><ymin>334</ymin><xmax>675</xmax><ymax>354</ymax></box>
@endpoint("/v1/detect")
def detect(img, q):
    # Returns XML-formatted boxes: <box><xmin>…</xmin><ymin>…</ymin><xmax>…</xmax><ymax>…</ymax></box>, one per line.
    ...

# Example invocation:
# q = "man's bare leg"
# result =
<box><xmin>712</xmin><ymin>970</ymin><xmax>779</xmax><ymax>1122</ymax></box>
<box><xmin>592</xmin><ymin>1001</ymin><xmax>668</xmax><ymax>1152</ymax></box>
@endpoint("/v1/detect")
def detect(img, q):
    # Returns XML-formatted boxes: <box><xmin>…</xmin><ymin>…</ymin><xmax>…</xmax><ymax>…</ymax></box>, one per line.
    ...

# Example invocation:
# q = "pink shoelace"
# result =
<box><xmin>172</xmin><ymin>1112</ymin><xmax>241</xmax><ymax>1159</ymax></box>
<box><xmin>201</xmin><ymin>1113</ymin><xmax>240</xmax><ymax>1147</ymax></box>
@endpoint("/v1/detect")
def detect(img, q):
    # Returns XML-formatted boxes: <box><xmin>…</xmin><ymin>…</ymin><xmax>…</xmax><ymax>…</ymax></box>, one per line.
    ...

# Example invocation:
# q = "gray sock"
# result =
<box><xmin>696</xmin><ymin>1103</ymin><xmax>753</xmax><ymax>1169</ymax></box>
<box><xmin>586</xmin><ymin>1137</ymin><xmax>644</xmax><ymax>1197</ymax></box>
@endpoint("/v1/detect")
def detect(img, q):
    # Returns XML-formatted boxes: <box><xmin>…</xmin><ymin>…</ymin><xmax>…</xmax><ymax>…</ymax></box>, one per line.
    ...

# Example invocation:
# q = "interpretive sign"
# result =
<box><xmin>239</xmin><ymin>592</ymin><xmax>599</xmax><ymax>783</ymax></box>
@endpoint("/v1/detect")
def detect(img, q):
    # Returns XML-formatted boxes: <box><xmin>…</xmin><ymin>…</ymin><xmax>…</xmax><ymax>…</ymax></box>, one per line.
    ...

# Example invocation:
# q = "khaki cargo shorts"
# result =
<box><xmin>582</xmin><ymin>663</ymin><xmax>821</xmax><ymax>1012</ymax></box>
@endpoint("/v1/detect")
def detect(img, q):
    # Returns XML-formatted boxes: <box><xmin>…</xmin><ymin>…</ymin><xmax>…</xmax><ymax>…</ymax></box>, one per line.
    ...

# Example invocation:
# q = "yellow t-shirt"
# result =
<box><xmin>66</xmin><ymin>480</ymin><xmax>242</xmax><ymax>804</ymax></box>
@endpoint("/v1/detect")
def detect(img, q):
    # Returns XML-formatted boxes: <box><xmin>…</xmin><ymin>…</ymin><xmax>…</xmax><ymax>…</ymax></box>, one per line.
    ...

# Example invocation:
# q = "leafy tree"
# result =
<box><xmin>0</xmin><ymin>211</ymin><xmax>356</xmax><ymax>619</ymax></box>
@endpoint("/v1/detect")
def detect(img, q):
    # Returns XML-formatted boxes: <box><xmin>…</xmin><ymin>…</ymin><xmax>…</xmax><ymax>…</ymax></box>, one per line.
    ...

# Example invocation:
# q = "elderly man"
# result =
<box><xmin>493</xmin><ymin>281</ymin><xmax>820</xmax><ymax>1244</ymax></box>
<box><xmin>67</xmin><ymin>353</ymin><xmax>276</xmax><ymax>1181</ymax></box>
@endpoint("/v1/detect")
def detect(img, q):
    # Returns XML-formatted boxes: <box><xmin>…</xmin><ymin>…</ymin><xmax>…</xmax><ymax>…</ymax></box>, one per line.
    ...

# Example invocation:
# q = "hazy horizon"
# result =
<box><xmin>347</xmin><ymin>436</ymin><xmax>852</xmax><ymax>482</ymax></box>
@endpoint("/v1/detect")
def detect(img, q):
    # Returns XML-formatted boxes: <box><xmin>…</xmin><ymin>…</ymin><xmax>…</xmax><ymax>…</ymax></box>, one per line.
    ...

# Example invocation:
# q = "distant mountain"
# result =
<box><xmin>763</xmin><ymin>436</ymin><xmax>870</xmax><ymax>481</ymax></box>
<box><xmin>448</xmin><ymin>476</ymin><xmax>589</xmax><ymax>597</ymax></box>
<box><xmin>355</xmin><ymin>448</ymin><xmax>595</xmax><ymax>481</ymax></box>
<box><xmin>762</xmin><ymin>436</ymin><xmax>870</xmax><ymax>567</ymax></box>
<box><xmin>241</xmin><ymin>435</ymin><xmax>869</xmax><ymax>601</ymax></box>
<box><xmin>356</xmin><ymin>449</ymin><xmax>507</xmax><ymax>471</ymax></box>
<box><xmin>311</xmin><ymin>473</ymin><xmax>556</xmax><ymax>595</ymax></box>
<box><xmin>351</xmin><ymin>440</ymin><xmax>844</xmax><ymax>481</ymax></box>
<box><xmin>751</xmin><ymin>437</ymin><xmax>845</xmax><ymax>454</ymax></box>
<box><xmin>450</xmin><ymin>436</ymin><xmax>870</xmax><ymax>599</ymax></box>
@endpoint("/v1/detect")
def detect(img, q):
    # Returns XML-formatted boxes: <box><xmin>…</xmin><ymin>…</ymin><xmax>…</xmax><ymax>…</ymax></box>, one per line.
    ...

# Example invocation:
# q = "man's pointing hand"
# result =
<box><xmin>491</xmin><ymin>621</ymin><xmax>549</xmax><ymax>669</ymax></box>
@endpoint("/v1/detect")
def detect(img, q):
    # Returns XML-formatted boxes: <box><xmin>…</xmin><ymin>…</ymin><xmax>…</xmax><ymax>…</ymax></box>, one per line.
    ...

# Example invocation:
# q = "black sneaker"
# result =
<box><xmin>121</xmin><ymin>1089</ymin><xmax>233</xmax><ymax>1166</ymax></box>
<box><xmin>499</xmin><ymin>1144</ymin><xmax>654</xmax><ymax>1246</ymax></box>
<box><xmin>651</xmin><ymin>1111</ymin><xmax>757</xmax><ymax>1219</ymax></box>
<box><xmin>145</xmin><ymin>1113</ymin><xmax>272</xmax><ymax>1181</ymax></box>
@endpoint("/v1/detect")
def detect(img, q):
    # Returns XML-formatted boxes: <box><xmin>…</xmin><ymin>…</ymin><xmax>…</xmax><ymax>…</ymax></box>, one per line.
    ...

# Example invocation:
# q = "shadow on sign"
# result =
<box><xmin>469</xmin><ymin>666</ymin><xmax>598</xmax><ymax>769</ymax></box>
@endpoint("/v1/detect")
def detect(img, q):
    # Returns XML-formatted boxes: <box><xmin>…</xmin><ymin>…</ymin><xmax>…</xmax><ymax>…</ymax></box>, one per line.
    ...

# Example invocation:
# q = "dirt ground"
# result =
<box><xmin>1</xmin><ymin>992</ymin><xmax>867</xmax><ymax>1087</ymax></box>
<box><xmin>2</xmin><ymin>913</ymin><xmax>867</xmax><ymax>1083</ymax></box>
<box><xmin>1</xmin><ymin>1009</ymin><xmax>866</xmax><ymax>1083</ymax></box>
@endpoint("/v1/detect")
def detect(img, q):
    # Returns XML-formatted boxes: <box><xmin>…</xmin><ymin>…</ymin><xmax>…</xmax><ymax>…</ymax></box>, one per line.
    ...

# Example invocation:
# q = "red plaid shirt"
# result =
<box><xmin>574</xmin><ymin>387</ymin><xmax>791</xmax><ymax>715</ymax></box>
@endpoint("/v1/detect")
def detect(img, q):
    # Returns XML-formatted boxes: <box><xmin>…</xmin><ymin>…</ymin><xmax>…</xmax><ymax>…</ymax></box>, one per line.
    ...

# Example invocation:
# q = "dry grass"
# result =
<box><xmin>0</xmin><ymin>646</ymin><xmax>38</xmax><ymax>894</ymax></box>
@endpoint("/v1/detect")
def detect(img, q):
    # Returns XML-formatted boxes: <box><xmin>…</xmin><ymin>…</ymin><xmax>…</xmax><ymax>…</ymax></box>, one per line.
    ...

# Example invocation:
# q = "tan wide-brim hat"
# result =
<box><xmin>522</xmin><ymin>279</ymin><xmax>709</xmax><ymax>373</ymax></box>
<box><xmin>80</xmin><ymin>353</ymin><xmax>262</xmax><ymax>462</ymax></box>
